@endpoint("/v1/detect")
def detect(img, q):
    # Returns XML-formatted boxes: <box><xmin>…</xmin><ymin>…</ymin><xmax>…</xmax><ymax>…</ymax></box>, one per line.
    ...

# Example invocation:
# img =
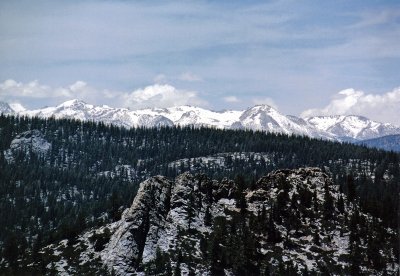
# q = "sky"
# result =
<box><xmin>0</xmin><ymin>0</ymin><xmax>399</xmax><ymax>124</ymax></box>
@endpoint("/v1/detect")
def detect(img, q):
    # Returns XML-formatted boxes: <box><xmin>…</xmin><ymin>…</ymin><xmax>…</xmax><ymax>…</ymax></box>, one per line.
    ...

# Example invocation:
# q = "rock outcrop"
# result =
<box><xmin>43</xmin><ymin>168</ymin><xmax>399</xmax><ymax>275</ymax></box>
<box><xmin>4</xmin><ymin>129</ymin><xmax>51</xmax><ymax>162</ymax></box>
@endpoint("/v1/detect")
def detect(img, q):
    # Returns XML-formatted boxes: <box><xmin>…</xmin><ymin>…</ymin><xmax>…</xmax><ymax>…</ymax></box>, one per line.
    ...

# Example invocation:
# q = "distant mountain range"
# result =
<box><xmin>1</xmin><ymin>99</ymin><xmax>399</xmax><ymax>142</ymax></box>
<box><xmin>357</xmin><ymin>134</ymin><xmax>400</xmax><ymax>152</ymax></box>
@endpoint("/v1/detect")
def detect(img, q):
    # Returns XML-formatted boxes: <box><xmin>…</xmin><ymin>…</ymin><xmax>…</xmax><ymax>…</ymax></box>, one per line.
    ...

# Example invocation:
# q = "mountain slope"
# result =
<box><xmin>137</xmin><ymin>105</ymin><xmax>242</xmax><ymax>129</ymax></box>
<box><xmin>306</xmin><ymin>115</ymin><xmax>400</xmax><ymax>141</ymax></box>
<box><xmin>232</xmin><ymin>105</ymin><xmax>334</xmax><ymax>139</ymax></box>
<box><xmin>357</xmin><ymin>134</ymin><xmax>400</xmax><ymax>152</ymax></box>
<box><xmin>19</xmin><ymin>99</ymin><xmax>174</xmax><ymax>128</ymax></box>
<box><xmin>1</xmin><ymin>99</ymin><xmax>399</xmax><ymax>141</ymax></box>
<box><xmin>0</xmin><ymin>102</ymin><xmax>14</xmax><ymax>115</ymax></box>
<box><xmin>39</xmin><ymin>169</ymin><xmax>398</xmax><ymax>275</ymax></box>
<box><xmin>0</xmin><ymin>115</ymin><xmax>399</xmax><ymax>275</ymax></box>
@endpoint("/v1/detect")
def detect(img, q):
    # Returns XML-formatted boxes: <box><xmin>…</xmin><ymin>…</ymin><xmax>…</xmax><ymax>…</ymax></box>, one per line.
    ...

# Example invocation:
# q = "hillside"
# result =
<box><xmin>34</xmin><ymin>169</ymin><xmax>398</xmax><ymax>275</ymax></box>
<box><xmin>0</xmin><ymin>115</ymin><xmax>399</xmax><ymax>275</ymax></box>
<box><xmin>358</xmin><ymin>134</ymin><xmax>400</xmax><ymax>152</ymax></box>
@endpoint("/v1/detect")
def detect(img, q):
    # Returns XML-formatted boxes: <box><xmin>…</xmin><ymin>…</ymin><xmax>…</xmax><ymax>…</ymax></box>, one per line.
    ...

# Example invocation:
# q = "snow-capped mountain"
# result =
<box><xmin>0</xmin><ymin>102</ymin><xmax>14</xmax><ymax>115</ymax></box>
<box><xmin>1</xmin><ymin>99</ymin><xmax>399</xmax><ymax>141</ymax></box>
<box><xmin>19</xmin><ymin>99</ymin><xmax>174</xmax><ymax>128</ymax></box>
<box><xmin>136</xmin><ymin>105</ymin><xmax>242</xmax><ymax>129</ymax></box>
<box><xmin>231</xmin><ymin>105</ymin><xmax>334</xmax><ymax>139</ymax></box>
<box><xmin>306</xmin><ymin>115</ymin><xmax>400</xmax><ymax>141</ymax></box>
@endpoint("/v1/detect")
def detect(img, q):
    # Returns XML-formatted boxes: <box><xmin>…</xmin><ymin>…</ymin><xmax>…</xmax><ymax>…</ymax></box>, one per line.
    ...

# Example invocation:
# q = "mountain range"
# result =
<box><xmin>357</xmin><ymin>134</ymin><xmax>400</xmax><ymax>152</ymax></box>
<box><xmin>1</xmin><ymin>99</ymin><xmax>399</xmax><ymax>142</ymax></box>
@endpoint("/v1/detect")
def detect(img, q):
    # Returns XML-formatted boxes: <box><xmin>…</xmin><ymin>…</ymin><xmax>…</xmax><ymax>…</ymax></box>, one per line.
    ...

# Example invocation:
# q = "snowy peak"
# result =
<box><xmin>235</xmin><ymin>105</ymin><xmax>335</xmax><ymax>139</ymax></box>
<box><xmin>4</xmin><ymin>99</ymin><xmax>400</xmax><ymax>141</ymax></box>
<box><xmin>58</xmin><ymin>98</ymin><xmax>87</xmax><ymax>108</ymax></box>
<box><xmin>139</xmin><ymin>105</ymin><xmax>242</xmax><ymax>128</ymax></box>
<box><xmin>306</xmin><ymin>115</ymin><xmax>400</xmax><ymax>140</ymax></box>
<box><xmin>0</xmin><ymin>101</ymin><xmax>14</xmax><ymax>115</ymax></box>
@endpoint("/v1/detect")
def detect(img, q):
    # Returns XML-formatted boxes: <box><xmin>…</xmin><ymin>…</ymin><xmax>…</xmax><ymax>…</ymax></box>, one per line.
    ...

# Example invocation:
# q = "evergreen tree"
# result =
<box><xmin>313</xmin><ymin>230</ymin><xmax>320</xmax><ymax>246</ymax></box>
<box><xmin>346</xmin><ymin>174</ymin><xmax>356</xmax><ymax>202</ymax></box>
<box><xmin>3</xmin><ymin>233</ymin><xmax>19</xmax><ymax>268</ymax></box>
<box><xmin>204</xmin><ymin>205</ymin><xmax>212</xmax><ymax>227</ymax></box>
<box><xmin>323</xmin><ymin>181</ymin><xmax>334</xmax><ymax>220</ymax></box>
<box><xmin>235</xmin><ymin>175</ymin><xmax>247</xmax><ymax>212</ymax></box>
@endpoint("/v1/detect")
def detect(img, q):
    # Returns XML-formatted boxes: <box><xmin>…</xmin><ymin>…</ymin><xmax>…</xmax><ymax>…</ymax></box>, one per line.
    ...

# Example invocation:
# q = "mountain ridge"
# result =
<box><xmin>1</xmin><ymin>99</ymin><xmax>399</xmax><ymax>141</ymax></box>
<box><xmin>357</xmin><ymin>134</ymin><xmax>400</xmax><ymax>152</ymax></box>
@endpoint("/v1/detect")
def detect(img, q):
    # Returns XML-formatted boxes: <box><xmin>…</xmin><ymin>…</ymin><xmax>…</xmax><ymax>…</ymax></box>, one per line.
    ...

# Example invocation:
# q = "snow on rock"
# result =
<box><xmin>20</xmin><ymin>99</ymin><xmax>174</xmax><ymax>129</ymax></box>
<box><xmin>4</xmin><ymin>99</ymin><xmax>400</xmax><ymax>140</ymax></box>
<box><xmin>0</xmin><ymin>101</ymin><xmax>15</xmax><ymax>115</ymax></box>
<box><xmin>306</xmin><ymin>115</ymin><xmax>400</xmax><ymax>140</ymax></box>
<box><xmin>232</xmin><ymin>105</ymin><xmax>335</xmax><ymax>139</ymax></box>
<box><xmin>39</xmin><ymin>168</ymin><xmax>399</xmax><ymax>275</ymax></box>
<box><xmin>4</xmin><ymin>129</ymin><xmax>51</xmax><ymax>162</ymax></box>
<box><xmin>98</xmin><ymin>172</ymin><xmax>237</xmax><ymax>275</ymax></box>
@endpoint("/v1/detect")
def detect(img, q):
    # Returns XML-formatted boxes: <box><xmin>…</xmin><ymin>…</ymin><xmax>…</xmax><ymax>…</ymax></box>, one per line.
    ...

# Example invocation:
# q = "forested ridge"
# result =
<box><xmin>0</xmin><ymin>114</ymin><xmax>398</xmax><ymax>274</ymax></box>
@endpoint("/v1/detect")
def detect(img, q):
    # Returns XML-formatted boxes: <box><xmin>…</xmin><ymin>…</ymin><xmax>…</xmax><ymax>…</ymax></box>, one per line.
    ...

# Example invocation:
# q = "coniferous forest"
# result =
<box><xmin>0</xmin><ymin>114</ymin><xmax>399</xmax><ymax>275</ymax></box>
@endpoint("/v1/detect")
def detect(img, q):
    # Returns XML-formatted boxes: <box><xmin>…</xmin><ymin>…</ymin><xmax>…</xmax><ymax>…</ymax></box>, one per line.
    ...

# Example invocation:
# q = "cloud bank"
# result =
<box><xmin>0</xmin><ymin>79</ymin><xmax>208</xmax><ymax>110</ymax></box>
<box><xmin>122</xmin><ymin>84</ymin><xmax>207</xmax><ymax>109</ymax></box>
<box><xmin>0</xmin><ymin>79</ymin><xmax>102</xmax><ymax>105</ymax></box>
<box><xmin>1</xmin><ymin>79</ymin><xmax>398</xmax><ymax>125</ymax></box>
<box><xmin>301</xmin><ymin>88</ymin><xmax>400</xmax><ymax>125</ymax></box>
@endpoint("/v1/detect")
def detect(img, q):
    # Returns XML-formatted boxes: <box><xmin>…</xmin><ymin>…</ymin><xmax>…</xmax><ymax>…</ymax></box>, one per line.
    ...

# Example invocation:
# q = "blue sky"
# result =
<box><xmin>0</xmin><ymin>0</ymin><xmax>399</xmax><ymax>123</ymax></box>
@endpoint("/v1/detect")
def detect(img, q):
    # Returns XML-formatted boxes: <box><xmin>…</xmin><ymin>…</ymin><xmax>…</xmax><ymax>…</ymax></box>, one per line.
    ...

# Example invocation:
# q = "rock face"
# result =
<box><xmin>45</xmin><ymin>168</ymin><xmax>396</xmax><ymax>275</ymax></box>
<box><xmin>101</xmin><ymin>176</ymin><xmax>174</xmax><ymax>274</ymax></box>
<box><xmin>4</xmin><ymin>130</ymin><xmax>51</xmax><ymax>162</ymax></box>
<box><xmin>100</xmin><ymin>173</ymin><xmax>235</xmax><ymax>275</ymax></box>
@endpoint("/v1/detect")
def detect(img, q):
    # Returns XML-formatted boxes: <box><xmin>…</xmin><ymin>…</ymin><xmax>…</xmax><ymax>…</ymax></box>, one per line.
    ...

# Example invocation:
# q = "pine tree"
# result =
<box><xmin>337</xmin><ymin>195</ymin><xmax>345</xmax><ymax>213</ymax></box>
<box><xmin>323</xmin><ymin>181</ymin><xmax>334</xmax><ymax>220</ymax></box>
<box><xmin>313</xmin><ymin>230</ymin><xmax>320</xmax><ymax>246</ymax></box>
<box><xmin>346</xmin><ymin>174</ymin><xmax>356</xmax><ymax>202</ymax></box>
<box><xmin>204</xmin><ymin>205</ymin><xmax>212</xmax><ymax>226</ymax></box>
<box><xmin>187</xmin><ymin>191</ymin><xmax>195</xmax><ymax>231</ymax></box>
<box><xmin>235</xmin><ymin>175</ymin><xmax>247</xmax><ymax>213</ymax></box>
<box><xmin>267</xmin><ymin>214</ymin><xmax>281</xmax><ymax>243</ymax></box>
<box><xmin>174</xmin><ymin>251</ymin><xmax>182</xmax><ymax>276</ymax></box>
<box><xmin>3</xmin><ymin>233</ymin><xmax>19</xmax><ymax>268</ymax></box>
<box><xmin>154</xmin><ymin>247</ymin><xmax>165</xmax><ymax>274</ymax></box>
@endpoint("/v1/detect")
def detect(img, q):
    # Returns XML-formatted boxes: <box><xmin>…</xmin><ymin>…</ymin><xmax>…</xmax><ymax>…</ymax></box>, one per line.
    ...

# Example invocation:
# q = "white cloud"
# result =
<box><xmin>0</xmin><ymin>79</ymin><xmax>51</xmax><ymax>98</ymax></box>
<box><xmin>252</xmin><ymin>97</ymin><xmax>278</xmax><ymax>110</ymax></box>
<box><xmin>0</xmin><ymin>79</ymin><xmax>103</xmax><ymax>104</ymax></box>
<box><xmin>301</xmin><ymin>88</ymin><xmax>400</xmax><ymax>125</ymax></box>
<box><xmin>0</xmin><ymin>79</ymin><xmax>207</xmax><ymax>110</ymax></box>
<box><xmin>178</xmin><ymin>72</ymin><xmax>202</xmax><ymax>82</ymax></box>
<box><xmin>223</xmin><ymin>96</ymin><xmax>239</xmax><ymax>103</ymax></box>
<box><xmin>122</xmin><ymin>84</ymin><xmax>208</xmax><ymax>109</ymax></box>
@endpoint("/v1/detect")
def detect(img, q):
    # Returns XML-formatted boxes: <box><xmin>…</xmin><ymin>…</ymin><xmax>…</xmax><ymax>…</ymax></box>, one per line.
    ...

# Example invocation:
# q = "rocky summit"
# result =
<box><xmin>40</xmin><ymin>168</ymin><xmax>398</xmax><ymax>275</ymax></box>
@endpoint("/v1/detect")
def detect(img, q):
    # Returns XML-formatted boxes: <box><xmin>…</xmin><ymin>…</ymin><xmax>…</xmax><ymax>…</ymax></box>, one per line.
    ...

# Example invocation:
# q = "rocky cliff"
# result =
<box><xmin>41</xmin><ymin>168</ymin><xmax>398</xmax><ymax>275</ymax></box>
